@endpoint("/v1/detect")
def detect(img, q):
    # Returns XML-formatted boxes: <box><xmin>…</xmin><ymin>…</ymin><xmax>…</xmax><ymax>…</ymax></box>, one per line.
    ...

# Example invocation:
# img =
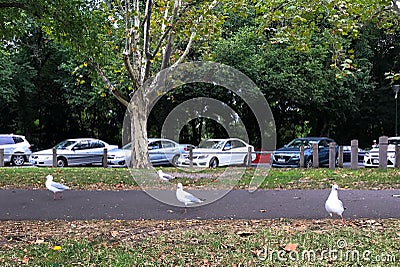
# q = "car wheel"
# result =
<box><xmin>172</xmin><ymin>154</ymin><xmax>180</xmax><ymax>166</ymax></box>
<box><xmin>305</xmin><ymin>158</ymin><xmax>313</xmax><ymax>168</ymax></box>
<box><xmin>11</xmin><ymin>155</ymin><xmax>25</xmax><ymax>166</ymax></box>
<box><xmin>57</xmin><ymin>157</ymin><xmax>68</xmax><ymax>167</ymax></box>
<box><xmin>209</xmin><ymin>157</ymin><xmax>219</xmax><ymax>168</ymax></box>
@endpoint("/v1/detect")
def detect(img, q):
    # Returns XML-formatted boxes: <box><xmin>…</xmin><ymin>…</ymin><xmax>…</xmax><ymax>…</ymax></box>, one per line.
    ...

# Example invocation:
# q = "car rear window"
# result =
<box><xmin>0</xmin><ymin>136</ymin><xmax>14</xmax><ymax>145</ymax></box>
<box><xmin>12</xmin><ymin>136</ymin><xmax>24</xmax><ymax>143</ymax></box>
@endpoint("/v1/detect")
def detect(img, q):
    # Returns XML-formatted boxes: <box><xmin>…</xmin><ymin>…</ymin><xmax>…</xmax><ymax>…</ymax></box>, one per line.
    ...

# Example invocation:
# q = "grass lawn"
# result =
<box><xmin>0</xmin><ymin>219</ymin><xmax>399</xmax><ymax>266</ymax></box>
<box><xmin>0</xmin><ymin>166</ymin><xmax>399</xmax><ymax>190</ymax></box>
<box><xmin>0</xmin><ymin>166</ymin><xmax>398</xmax><ymax>266</ymax></box>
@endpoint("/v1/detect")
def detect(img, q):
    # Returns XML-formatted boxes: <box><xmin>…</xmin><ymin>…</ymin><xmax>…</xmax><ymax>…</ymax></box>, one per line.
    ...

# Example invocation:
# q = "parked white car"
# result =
<box><xmin>30</xmin><ymin>138</ymin><xmax>118</xmax><ymax>167</ymax></box>
<box><xmin>0</xmin><ymin>134</ymin><xmax>32</xmax><ymax>166</ymax></box>
<box><xmin>363</xmin><ymin>137</ymin><xmax>400</xmax><ymax>167</ymax></box>
<box><xmin>107</xmin><ymin>138</ymin><xmax>185</xmax><ymax>166</ymax></box>
<box><xmin>177</xmin><ymin>138</ymin><xmax>255</xmax><ymax>168</ymax></box>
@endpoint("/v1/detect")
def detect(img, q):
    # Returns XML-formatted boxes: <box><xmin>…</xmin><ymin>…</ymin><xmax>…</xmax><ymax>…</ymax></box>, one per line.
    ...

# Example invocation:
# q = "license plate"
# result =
<box><xmin>373</xmin><ymin>159</ymin><xmax>379</xmax><ymax>164</ymax></box>
<box><xmin>278</xmin><ymin>158</ymin><xmax>286</xmax><ymax>163</ymax></box>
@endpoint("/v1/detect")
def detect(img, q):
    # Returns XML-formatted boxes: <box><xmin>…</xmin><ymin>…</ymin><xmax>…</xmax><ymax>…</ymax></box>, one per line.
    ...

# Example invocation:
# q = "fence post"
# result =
<box><xmin>395</xmin><ymin>145</ymin><xmax>400</xmax><ymax>168</ymax></box>
<box><xmin>299</xmin><ymin>146</ymin><xmax>305</xmax><ymax>168</ymax></box>
<box><xmin>52</xmin><ymin>148</ymin><xmax>57</xmax><ymax>167</ymax></box>
<box><xmin>103</xmin><ymin>148</ymin><xmax>108</xmax><ymax>168</ymax></box>
<box><xmin>379</xmin><ymin>136</ymin><xmax>388</xmax><ymax>170</ymax></box>
<box><xmin>337</xmin><ymin>146</ymin><xmax>344</xmax><ymax>168</ymax></box>
<box><xmin>247</xmin><ymin>147</ymin><xmax>252</xmax><ymax>166</ymax></box>
<box><xmin>312</xmin><ymin>143</ymin><xmax>319</xmax><ymax>168</ymax></box>
<box><xmin>329</xmin><ymin>142</ymin><xmax>336</xmax><ymax>170</ymax></box>
<box><xmin>189</xmin><ymin>146</ymin><xmax>193</xmax><ymax>168</ymax></box>
<box><xmin>0</xmin><ymin>148</ymin><xmax>4</xmax><ymax>167</ymax></box>
<box><xmin>351</xmin><ymin>139</ymin><xmax>359</xmax><ymax>170</ymax></box>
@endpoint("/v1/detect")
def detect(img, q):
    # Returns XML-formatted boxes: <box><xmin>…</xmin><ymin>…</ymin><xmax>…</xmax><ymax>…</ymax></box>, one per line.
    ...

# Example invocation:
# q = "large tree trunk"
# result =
<box><xmin>127</xmin><ymin>89</ymin><xmax>151</xmax><ymax>168</ymax></box>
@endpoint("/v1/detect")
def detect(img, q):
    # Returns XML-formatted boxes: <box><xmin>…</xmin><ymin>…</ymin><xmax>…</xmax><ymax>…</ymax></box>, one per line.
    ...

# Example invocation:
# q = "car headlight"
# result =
<box><xmin>197</xmin><ymin>155</ymin><xmax>209</xmax><ymax>159</ymax></box>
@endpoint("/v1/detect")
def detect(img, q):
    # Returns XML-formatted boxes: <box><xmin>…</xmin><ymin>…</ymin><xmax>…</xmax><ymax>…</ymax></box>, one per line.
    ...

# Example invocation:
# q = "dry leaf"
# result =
<box><xmin>202</xmin><ymin>258</ymin><xmax>210</xmax><ymax>266</ymax></box>
<box><xmin>284</xmin><ymin>243</ymin><xmax>298</xmax><ymax>252</ymax></box>
<box><xmin>35</xmin><ymin>239</ymin><xmax>45</xmax><ymax>244</ymax></box>
<box><xmin>110</xmin><ymin>231</ymin><xmax>119</xmax><ymax>237</ymax></box>
<box><xmin>22</xmin><ymin>256</ymin><xmax>29</xmax><ymax>264</ymax></box>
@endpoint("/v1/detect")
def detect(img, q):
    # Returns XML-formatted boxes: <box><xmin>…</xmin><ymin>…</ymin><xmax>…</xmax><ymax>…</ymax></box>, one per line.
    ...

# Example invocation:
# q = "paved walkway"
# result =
<box><xmin>0</xmin><ymin>189</ymin><xmax>399</xmax><ymax>220</ymax></box>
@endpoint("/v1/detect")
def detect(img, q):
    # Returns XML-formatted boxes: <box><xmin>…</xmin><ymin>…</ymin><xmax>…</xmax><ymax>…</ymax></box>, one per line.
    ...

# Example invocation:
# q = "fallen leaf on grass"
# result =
<box><xmin>22</xmin><ymin>256</ymin><xmax>29</xmax><ymax>264</ymax></box>
<box><xmin>34</xmin><ymin>239</ymin><xmax>45</xmax><ymax>244</ymax></box>
<box><xmin>283</xmin><ymin>243</ymin><xmax>298</xmax><ymax>252</ymax></box>
<box><xmin>110</xmin><ymin>231</ymin><xmax>119</xmax><ymax>237</ymax></box>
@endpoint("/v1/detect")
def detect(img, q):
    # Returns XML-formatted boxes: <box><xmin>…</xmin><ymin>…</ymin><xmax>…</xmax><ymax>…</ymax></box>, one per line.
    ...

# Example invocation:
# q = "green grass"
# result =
<box><xmin>0</xmin><ymin>219</ymin><xmax>399</xmax><ymax>266</ymax></box>
<box><xmin>0</xmin><ymin>166</ymin><xmax>399</xmax><ymax>190</ymax></box>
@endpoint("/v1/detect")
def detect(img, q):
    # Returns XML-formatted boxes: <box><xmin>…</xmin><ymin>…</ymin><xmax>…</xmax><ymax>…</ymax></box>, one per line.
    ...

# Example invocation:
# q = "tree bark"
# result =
<box><xmin>128</xmin><ymin>88</ymin><xmax>151</xmax><ymax>168</ymax></box>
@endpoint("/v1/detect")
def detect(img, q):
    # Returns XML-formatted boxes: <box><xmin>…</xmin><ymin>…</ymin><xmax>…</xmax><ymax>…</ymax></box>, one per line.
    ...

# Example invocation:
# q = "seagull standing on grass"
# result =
<box><xmin>45</xmin><ymin>175</ymin><xmax>70</xmax><ymax>200</ymax></box>
<box><xmin>157</xmin><ymin>170</ymin><xmax>174</xmax><ymax>181</ymax></box>
<box><xmin>176</xmin><ymin>183</ymin><xmax>204</xmax><ymax>213</ymax></box>
<box><xmin>325</xmin><ymin>184</ymin><xmax>345</xmax><ymax>225</ymax></box>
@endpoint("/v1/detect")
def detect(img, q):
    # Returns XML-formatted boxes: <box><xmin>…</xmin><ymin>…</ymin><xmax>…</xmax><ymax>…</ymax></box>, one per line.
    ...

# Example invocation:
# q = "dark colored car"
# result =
<box><xmin>272</xmin><ymin>137</ymin><xmax>338</xmax><ymax>168</ymax></box>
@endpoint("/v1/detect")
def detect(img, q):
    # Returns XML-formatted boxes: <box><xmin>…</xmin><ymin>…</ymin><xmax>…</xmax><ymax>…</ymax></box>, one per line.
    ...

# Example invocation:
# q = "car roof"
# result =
<box><xmin>64</xmin><ymin>138</ymin><xmax>99</xmax><ymax>141</ymax></box>
<box><xmin>148</xmin><ymin>138</ymin><xmax>177</xmax><ymax>142</ymax></box>
<box><xmin>0</xmin><ymin>134</ymin><xmax>25</xmax><ymax>138</ymax></box>
<box><xmin>294</xmin><ymin>137</ymin><xmax>333</xmax><ymax>141</ymax></box>
<box><xmin>203</xmin><ymin>138</ymin><xmax>245</xmax><ymax>142</ymax></box>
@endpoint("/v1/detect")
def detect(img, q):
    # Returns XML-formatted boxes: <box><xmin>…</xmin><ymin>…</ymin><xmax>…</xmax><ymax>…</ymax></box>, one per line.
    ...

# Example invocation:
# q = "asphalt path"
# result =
<box><xmin>0</xmin><ymin>188</ymin><xmax>399</xmax><ymax>220</ymax></box>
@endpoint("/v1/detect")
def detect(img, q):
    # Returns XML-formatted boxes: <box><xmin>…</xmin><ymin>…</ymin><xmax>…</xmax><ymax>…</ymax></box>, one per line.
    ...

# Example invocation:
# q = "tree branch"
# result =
<box><xmin>93</xmin><ymin>62</ymin><xmax>130</xmax><ymax>107</ymax></box>
<box><xmin>171</xmin><ymin>31</ymin><xmax>195</xmax><ymax>68</ymax></box>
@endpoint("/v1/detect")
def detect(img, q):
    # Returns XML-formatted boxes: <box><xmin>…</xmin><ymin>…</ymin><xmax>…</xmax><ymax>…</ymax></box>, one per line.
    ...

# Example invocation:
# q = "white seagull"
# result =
<box><xmin>176</xmin><ymin>183</ymin><xmax>204</xmax><ymax>213</ymax></box>
<box><xmin>157</xmin><ymin>170</ymin><xmax>174</xmax><ymax>181</ymax></box>
<box><xmin>45</xmin><ymin>175</ymin><xmax>70</xmax><ymax>200</ymax></box>
<box><xmin>325</xmin><ymin>184</ymin><xmax>345</xmax><ymax>225</ymax></box>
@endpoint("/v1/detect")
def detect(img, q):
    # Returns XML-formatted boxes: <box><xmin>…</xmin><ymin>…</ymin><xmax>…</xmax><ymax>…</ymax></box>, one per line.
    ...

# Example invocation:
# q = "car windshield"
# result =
<box><xmin>54</xmin><ymin>140</ymin><xmax>76</xmax><ymax>149</ymax></box>
<box><xmin>122</xmin><ymin>143</ymin><xmax>132</xmax><ymax>149</ymax></box>
<box><xmin>198</xmin><ymin>140</ymin><xmax>225</xmax><ymax>149</ymax></box>
<box><xmin>286</xmin><ymin>139</ymin><xmax>319</xmax><ymax>148</ymax></box>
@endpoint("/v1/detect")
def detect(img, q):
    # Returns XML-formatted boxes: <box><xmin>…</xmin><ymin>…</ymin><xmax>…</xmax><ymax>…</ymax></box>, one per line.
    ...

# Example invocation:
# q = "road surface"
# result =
<box><xmin>0</xmin><ymin>188</ymin><xmax>399</xmax><ymax>220</ymax></box>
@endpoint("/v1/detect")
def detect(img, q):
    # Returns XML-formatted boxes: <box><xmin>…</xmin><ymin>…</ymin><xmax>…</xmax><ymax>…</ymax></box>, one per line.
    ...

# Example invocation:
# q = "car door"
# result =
<box><xmin>318</xmin><ymin>139</ymin><xmax>330</xmax><ymax>164</ymax></box>
<box><xmin>148</xmin><ymin>141</ymin><xmax>162</xmax><ymax>164</ymax></box>
<box><xmin>161</xmin><ymin>140</ymin><xmax>179</xmax><ymax>164</ymax></box>
<box><xmin>70</xmin><ymin>140</ymin><xmax>91</xmax><ymax>165</ymax></box>
<box><xmin>231</xmin><ymin>140</ymin><xmax>248</xmax><ymax>164</ymax></box>
<box><xmin>220</xmin><ymin>140</ymin><xmax>234</xmax><ymax>166</ymax></box>
<box><xmin>88</xmin><ymin>140</ymin><xmax>106</xmax><ymax>163</ymax></box>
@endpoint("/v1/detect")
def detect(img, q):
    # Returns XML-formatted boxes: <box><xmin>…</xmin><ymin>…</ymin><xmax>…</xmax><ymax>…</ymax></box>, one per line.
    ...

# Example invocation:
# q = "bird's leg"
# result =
<box><xmin>184</xmin><ymin>206</ymin><xmax>187</xmax><ymax>214</ymax></box>
<box><xmin>53</xmin><ymin>192</ymin><xmax>56</xmax><ymax>200</ymax></box>
<box><xmin>341</xmin><ymin>215</ymin><xmax>345</xmax><ymax>226</ymax></box>
<box><xmin>59</xmin><ymin>192</ymin><xmax>63</xmax><ymax>199</ymax></box>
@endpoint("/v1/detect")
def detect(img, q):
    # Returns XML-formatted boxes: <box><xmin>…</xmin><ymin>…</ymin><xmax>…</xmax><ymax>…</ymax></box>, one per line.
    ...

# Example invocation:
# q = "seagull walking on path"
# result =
<box><xmin>157</xmin><ymin>170</ymin><xmax>174</xmax><ymax>181</ymax></box>
<box><xmin>46</xmin><ymin>175</ymin><xmax>70</xmax><ymax>200</ymax></box>
<box><xmin>325</xmin><ymin>184</ymin><xmax>345</xmax><ymax>225</ymax></box>
<box><xmin>176</xmin><ymin>183</ymin><xmax>204</xmax><ymax>213</ymax></box>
